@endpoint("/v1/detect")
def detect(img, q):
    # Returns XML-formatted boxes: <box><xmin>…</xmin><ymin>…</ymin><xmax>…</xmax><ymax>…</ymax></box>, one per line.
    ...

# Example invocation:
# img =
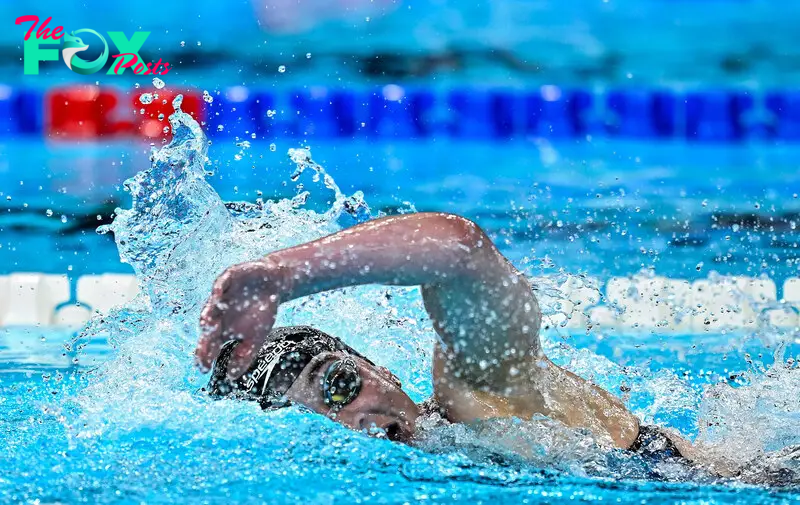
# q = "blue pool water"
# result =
<box><xmin>5</xmin><ymin>137</ymin><xmax>800</xmax><ymax>280</ymax></box>
<box><xmin>1</xmin><ymin>97</ymin><xmax>799</xmax><ymax>503</ymax></box>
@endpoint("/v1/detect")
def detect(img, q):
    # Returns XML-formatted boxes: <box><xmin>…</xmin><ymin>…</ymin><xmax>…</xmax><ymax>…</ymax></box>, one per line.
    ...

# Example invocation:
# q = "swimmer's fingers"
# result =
<box><xmin>195</xmin><ymin>271</ymin><xmax>233</xmax><ymax>371</ymax></box>
<box><xmin>195</xmin><ymin>315</ymin><xmax>223</xmax><ymax>372</ymax></box>
<box><xmin>225</xmin><ymin>305</ymin><xmax>276</xmax><ymax>380</ymax></box>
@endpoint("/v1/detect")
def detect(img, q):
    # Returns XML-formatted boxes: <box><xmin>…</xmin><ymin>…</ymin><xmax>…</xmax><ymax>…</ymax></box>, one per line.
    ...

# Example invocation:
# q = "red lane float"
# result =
<box><xmin>45</xmin><ymin>85</ymin><xmax>202</xmax><ymax>141</ymax></box>
<box><xmin>133</xmin><ymin>89</ymin><xmax>202</xmax><ymax>141</ymax></box>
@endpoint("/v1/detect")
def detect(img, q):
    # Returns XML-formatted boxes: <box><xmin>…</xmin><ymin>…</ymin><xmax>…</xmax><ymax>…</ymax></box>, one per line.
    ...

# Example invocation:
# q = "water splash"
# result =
<box><xmin>48</xmin><ymin>95</ymin><xmax>799</xmax><ymax>496</ymax></box>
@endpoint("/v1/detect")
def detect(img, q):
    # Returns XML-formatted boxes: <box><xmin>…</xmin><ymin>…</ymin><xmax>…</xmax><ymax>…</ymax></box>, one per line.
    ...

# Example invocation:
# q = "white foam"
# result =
<box><xmin>1</xmin><ymin>273</ymin><xmax>798</xmax><ymax>332</ymax></box>
<box><xmin>606</xmin><ymin>275</ymin><xmax>693</xmax><ymax>331</ymax></box>
<box><xmin>76</xmin><ymin>274</ymin><xmax>140</xmax><ymax>315</ymax></box>
<box><xmin>690</xmin><ymin>277</ymin><xmax>776</xmax><ymax>331</ymax></box>
<box><xmin>3</xmin><ymin>273</ymin><xmax>70</xmax><ymax>326</ymax></box>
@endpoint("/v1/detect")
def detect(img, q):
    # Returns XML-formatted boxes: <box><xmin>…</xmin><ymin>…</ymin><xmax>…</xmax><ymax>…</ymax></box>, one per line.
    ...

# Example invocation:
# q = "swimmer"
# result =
<box><xmin>194</xmin><ymin>212</ymin><xmax>721</xmax><ymax>472</ymax></box>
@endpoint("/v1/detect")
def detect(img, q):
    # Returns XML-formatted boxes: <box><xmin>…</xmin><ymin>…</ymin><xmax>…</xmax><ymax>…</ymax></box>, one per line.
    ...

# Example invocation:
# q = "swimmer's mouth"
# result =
<box><xmin>359</xmin><ymin>413</ymin><xmax>415</xmax><ymax>443</ymax></box>
<box><xmin>365</xmin><ymin>421</ymin><xmax>413</xmax><ymax>443</ymax></box>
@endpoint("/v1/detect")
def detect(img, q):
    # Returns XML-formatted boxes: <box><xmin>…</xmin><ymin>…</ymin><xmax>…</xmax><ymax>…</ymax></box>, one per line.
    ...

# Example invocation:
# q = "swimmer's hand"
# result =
<box><xmin>196</xmin><ymin>212</ymin><xmax>536</xmax><ymax>380</ymax></box>
<box><xmin>196</xmin><ymin>258</ymin><xmax>287</xmax><ymax>378</ymax></box>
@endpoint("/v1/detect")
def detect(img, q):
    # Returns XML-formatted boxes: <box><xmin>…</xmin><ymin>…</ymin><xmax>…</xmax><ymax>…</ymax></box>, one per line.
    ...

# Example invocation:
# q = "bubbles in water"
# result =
<box><xmin>158</xmin><ymin>113</ymin><xmax>165</xmax><ymax>121</ymax></box>
<box><xmin>45</xmin><ymin>209</ymin><xmax>53</xmax><ymax>217</ymax></box>
<box><xmin>139</xmin><ymin>108</ymin><xmax>145</xmax><ymax>115</ymax></box>
<box><xmin>163</xmin><ymin>127</ymin><xmax>170</xmax><ymax>134</ymax></box>
<box><xmin>139</xmin><ymin>93</ymin><xmax>153</xmax><ymax>105</ymax></box>
<box><xmin>267</xmin><ymin>110</ymin><xmax>276</xmax><ymax>118</ymax></box>
<box><xmin>269</xmin><ymin>143</ymin><xmax>276</xmax><ymax>152</ymax></box>
<box><xmin>180</xmin><ymin>41</ymin><xmax>185</xmax><ymax>47</ymax></box>
<box><xmin>152</xmin><ymin>78</ymin><xmax>165</xmax><ymax>89</ymax></box>
<box><xmin>39</xmin><ymin>84</ymin><xmax>800</xmax><ymax>500</ymax></box>
<box><xmin>202</xmin><ymin>90</ymin><xmax>213</xmax><ymax>104</ymax></box>
<box><xmin>278</xmin><ymin>65</ymin><xmax>286</xmax><ymax>73</ymax></box>
<box><xmin>306</xmin><ymin>53</ymin><xmax>312</xmax><ymax>59</ymax></box>
<box><xmin>60</xmin><ymin>215</ymin><xmax>67</xmax><ymax>224</ymax></box>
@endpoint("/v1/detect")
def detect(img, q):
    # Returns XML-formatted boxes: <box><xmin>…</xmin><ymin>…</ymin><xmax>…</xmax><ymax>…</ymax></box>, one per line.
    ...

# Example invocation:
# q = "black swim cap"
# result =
<box><xmin>207</xmin><ymin>326</ymin><xmax>373</xmax><ymax>409</ymax></box>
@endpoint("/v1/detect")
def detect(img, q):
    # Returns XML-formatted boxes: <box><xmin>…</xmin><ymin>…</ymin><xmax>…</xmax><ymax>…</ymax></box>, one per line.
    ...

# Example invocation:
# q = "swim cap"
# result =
<box><xmin>207</xmin><ymin>326</ymin><xmax>373</xmax><ymax>409</ymax></box>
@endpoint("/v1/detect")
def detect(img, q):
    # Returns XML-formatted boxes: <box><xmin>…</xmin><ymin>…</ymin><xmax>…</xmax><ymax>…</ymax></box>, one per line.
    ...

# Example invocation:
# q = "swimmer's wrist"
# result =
<box><xmin>258</xmin><ymin>255</ymin><xmax>296</xmax><ymax>303</ymax></box>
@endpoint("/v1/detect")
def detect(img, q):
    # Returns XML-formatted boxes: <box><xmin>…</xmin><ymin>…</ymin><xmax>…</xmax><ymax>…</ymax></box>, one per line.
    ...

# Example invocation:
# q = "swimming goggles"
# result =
<box><xmin>321</xmin><ymin>357</ymin><xmax>362</xmax><ymax>410</ymax></box>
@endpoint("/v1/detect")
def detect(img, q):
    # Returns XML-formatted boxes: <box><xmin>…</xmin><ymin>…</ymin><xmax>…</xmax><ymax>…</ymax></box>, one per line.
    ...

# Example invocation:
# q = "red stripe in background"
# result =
<box><xmin>45</xmin><ymin>86</ymin><xmax>203</xmax><ymax>141</ymax></box>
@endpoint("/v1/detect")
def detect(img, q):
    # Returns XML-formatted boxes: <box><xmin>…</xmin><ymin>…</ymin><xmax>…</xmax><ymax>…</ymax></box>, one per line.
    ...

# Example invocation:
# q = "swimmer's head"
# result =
<box><xmin>208</xmin><ymin>326</ymin><xmax>418</xmax><ymax>442</ymax></box>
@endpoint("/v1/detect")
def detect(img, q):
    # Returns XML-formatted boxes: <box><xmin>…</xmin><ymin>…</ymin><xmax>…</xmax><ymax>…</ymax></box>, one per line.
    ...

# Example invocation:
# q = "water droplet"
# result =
<box><xmin>217</xmin><ymin>125</ymin><xmax>224</xmax><ymax>132</ymax></box>
<box><xmin>163</xmin><ymin>126</ymin><xmax>170</xmax><ymax>134</ymax></box>
<box><xmin>197</xmin><ymin>41</ymin><xmax>202</xmax><ymax>46</ymax></box>
<box><xmin>306</xmin><ymin>53</ymin><xmax>312</xmax><ymax>59</ymax></box>
<box><xmin>269</xmin><ymin>143</ymin><xmax>276</xmax><ymax>152</ymax></box>
<box><xmin>278</xmin><ymin>65</ymin><xmax>286</xmax><ymax>73</ymax></box>
<box><xmin>180</xmin><ymin>41</ymin><xmax>185</xmax><ymax>47</ymax></box>
<box><xmin>60</xmin><ymin>215</ymin><xmax>67</xmax><ymax>224</ymax></box>
<box><xmin>134</xmin><ymin>83</ymin><xmax>140</xmax><ymax>89</ymax></box>
<box><xmin>267</xmin><ymin>110</ymin><xmax>276</xmax><ymax>118</ymax></box>
<box><xmin>139</xmin><ymin>93</ymin><xmax>153</xmax><ymax>105</ymax></box>
<box><xmin>46</xmin><ymin>209</ymin><xmax>53</xmax><ymax>217</ymax></box>
<box><xmin>203</xmin><ymin>90</ymin><xmax>213</xmax><ymax>103</ymax></box>
<box><xmin>152</xmin><ymin>77</ymin><xmax>165</xmax><ymax>89</ymax></box>
<box><xmin>251</xmin><ymin>132</ymin><xmax>257</xmax><ymax>139</ymax></box>
<box><xmin>234</xmin><ymin>154</ymin><xmax>243</xmax><ymax>161</ymax></box>
<box><xmin>139</xmin><ymin>108</ymin><xmax>145</xmax><ymax>114</ymax></box>
<box><xmin>158</xmin><ymin>113</ymin><xmax>165</xmax><ymax>120</ymax></box>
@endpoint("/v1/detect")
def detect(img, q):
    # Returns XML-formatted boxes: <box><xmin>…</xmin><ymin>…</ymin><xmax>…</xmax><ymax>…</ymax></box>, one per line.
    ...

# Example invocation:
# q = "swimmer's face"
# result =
<box><xmin>284</xmin><ymin>351</ymin><xmax>419</xmax><ymax>442</ymax></box>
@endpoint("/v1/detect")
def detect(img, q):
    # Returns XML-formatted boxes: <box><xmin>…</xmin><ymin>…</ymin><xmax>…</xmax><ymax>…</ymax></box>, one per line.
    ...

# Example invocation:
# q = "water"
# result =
<box><xmin>1</xmin><ymin>98</ymin><xmax>799</xmax><ymax>504</ymax></box>
<box><xmin>7</xmin><ymin>138</ymin><xmax>800</xmax><ymax>281</ymax></box>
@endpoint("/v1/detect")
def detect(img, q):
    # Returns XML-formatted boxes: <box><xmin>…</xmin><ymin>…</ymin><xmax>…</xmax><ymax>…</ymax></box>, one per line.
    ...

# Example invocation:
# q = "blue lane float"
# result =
<box><xmin>0</xmin><ymin>88</ymin><xmax>43</xmax><ymax>136</ymax></box>
<box><xmin>525</xmin><ymin>88</ymin><xmax>594</xmax><ymax>138</ymax></box>
<box><xmin>766</xmin><ymin>91</ymin><xmax>800</xmax><ymax>140</ymax></box>
<box><xmin>288</xmin><ymin>88</ymin><xmax>358</xmax><ymax>138</ymax></box>
<box><xmin>685</xmin><ymin>91</ymin><xmax>754</xmax><ymax>142</ymax></box>
<box><xmin>607</xmin><ymin>90</ymin><xmax>676</xmax><ymax>139</ymax></box>
<box><xmin>8</xmin><ymin>85</ymin><xmax>800</xmax><ymax>142</ymax></box>
<box><xmin>367</xmin><ymin>88</ymin><xmax>435</xmax><ymax>138</ymax></box>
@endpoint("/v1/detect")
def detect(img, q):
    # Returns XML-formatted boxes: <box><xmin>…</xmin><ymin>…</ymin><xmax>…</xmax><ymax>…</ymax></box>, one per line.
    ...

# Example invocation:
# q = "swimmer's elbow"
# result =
<box><xmin>416</xmin><ymin>212</ymin><xmax>516</xmax><ymax>283</ymax></box>
<box><xmin>424</xmin><ymin>212</ymin><xmax>494</xmax><ymax>254</ymax></box>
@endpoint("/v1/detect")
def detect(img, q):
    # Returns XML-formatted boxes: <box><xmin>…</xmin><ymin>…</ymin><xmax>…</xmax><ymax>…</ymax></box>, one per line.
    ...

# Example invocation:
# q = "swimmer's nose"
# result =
<box><xmin>356</xmin><ymin>413</ymin><xmax>414</xmax><ymax>442</ymax></box>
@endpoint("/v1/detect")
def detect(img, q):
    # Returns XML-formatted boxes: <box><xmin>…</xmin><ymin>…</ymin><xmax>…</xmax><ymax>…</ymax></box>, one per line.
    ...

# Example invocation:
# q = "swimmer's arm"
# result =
<box><xmin>196</xmin><ymin>212</ymin><xmax>538</xmax><ymax>379</ymax></box>
<box><xmin>660</xmin><ymin>430</ymin><xmax>741</xmax><ymax>477</ymax></box>
<box><xmin>195</xmin><ymin>212</ymin><xmax>639</xmax><ymax>448</ymax></box>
